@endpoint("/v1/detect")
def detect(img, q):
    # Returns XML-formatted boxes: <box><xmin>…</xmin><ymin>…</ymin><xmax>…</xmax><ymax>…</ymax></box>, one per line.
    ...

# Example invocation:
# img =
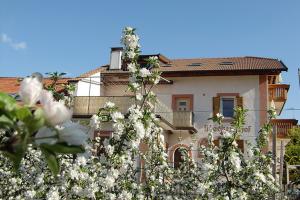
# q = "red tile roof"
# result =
<box><xmin>79</xmin><ymin>56</ymin><xmax>287</xmax><ymax>77</ymax></box>
<box><xmin>0</xmin><ymin>77</ymin><xmax>74</xmax><ymax>94</ymax></box>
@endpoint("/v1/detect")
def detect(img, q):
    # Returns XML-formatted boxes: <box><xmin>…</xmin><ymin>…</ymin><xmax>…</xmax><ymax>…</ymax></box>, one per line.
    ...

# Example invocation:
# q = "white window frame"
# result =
<box><xmin>220</xmin><ymin>96</ymin><xmax>236</xmax><ymax>119</ymax></box>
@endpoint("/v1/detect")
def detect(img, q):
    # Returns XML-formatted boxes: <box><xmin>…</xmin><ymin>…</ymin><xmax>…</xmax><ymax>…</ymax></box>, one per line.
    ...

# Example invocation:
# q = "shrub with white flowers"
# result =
<box><xmin>0</xmin><ymin>27</ymin><xmax>283</xmax><ymax>199</ymax></box>
<box><xmin>0</xmin><ymin>74</ymin><xmax>88</xmax><ymax>175</ymax></box>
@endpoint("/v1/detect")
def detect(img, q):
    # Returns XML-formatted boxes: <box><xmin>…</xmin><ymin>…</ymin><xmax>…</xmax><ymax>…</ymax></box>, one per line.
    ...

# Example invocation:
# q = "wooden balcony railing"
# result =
<box><xmin>271</xmin><ymin>119</ymin><xmax>298</xmax><ymax>139</ymax></box>
<box><xmin>73</xmin><ymin>96</ymin><xmax>135</xmax><ymax>115</ymax></box>
<box><xmin>173</xmin><ymin>111</ymin><xmax>194</xmax><ymax>128</ymax></box>
<box><xmin>154</xmin><ymin>99</ymin><xmax>173</xmax><ymax>125</ymax></box>
<box><xmin>268</xmin><ymin>84</ymin><xmax>289</xmax><ymax>102</ymax></box>
<box><xmin>73</xmin><ymin>96</ymin><xmax>195</xmax><ymax>130</ymax></box>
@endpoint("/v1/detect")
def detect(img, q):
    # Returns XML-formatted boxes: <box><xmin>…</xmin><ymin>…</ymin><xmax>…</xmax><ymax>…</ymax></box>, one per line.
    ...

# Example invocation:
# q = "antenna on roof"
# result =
<box><xmin>298</xmin><ymin>68</ymin><xmax>300</xmax><ymax>88</ymax></box>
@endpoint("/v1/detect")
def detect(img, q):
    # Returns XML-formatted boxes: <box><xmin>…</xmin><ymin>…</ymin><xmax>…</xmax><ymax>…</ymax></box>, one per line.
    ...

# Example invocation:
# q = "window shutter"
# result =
<box><xmin>236</xmin><ymin>96</ymin><xmax>243</xmax><ymax>109</ymax></box>
<box><xmin>213</xmin><ymin>97</ymin><xmax>220</xmax><ymax>117</ymax></box>
<box><xmin>237</xmin><ymin>139</ymin><xmax>244</xmax><ymax>153</ymax></box>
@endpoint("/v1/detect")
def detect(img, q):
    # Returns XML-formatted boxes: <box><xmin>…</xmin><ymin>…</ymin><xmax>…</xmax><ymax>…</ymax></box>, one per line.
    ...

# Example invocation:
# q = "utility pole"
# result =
<box><xmin>272</xmin><ymin>125</ymin><xmax>277</xmax><ymax>180</ymax></box>
<box><xmin>272</xmin><ymin>125</ymin><xmax>277</xmax><ymax>200</ymax></box>
<box><xmin>279</xmin><ymin>141</ymin><xmax>284</xmax><ymax>198</ymax></box>
<box><xmin>298</xmin><ymin>68</ymin><xmax>300</xmax><ymax>88</ymax></box>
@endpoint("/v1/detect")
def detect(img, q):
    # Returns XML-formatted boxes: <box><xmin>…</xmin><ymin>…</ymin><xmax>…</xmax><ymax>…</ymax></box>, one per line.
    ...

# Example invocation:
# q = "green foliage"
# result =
<box><xmin>284</xmin><ymin>127</ymin><xmax>300</xmax><ymax>184</ymax></box>
<box><xmin>0</xmin><ymin>92</ymin><xmax>46</xmax><ymax>170</ymax></box>
<box><xmin>0</xmin><ymin>71</ymin><xmax>84</xmax><ymax>175</ymax></box>
<box><xmin>40</xmin><ymin>146</ymin><xmax>60</xmax><ymax>175</ymax></box>
<box><xmin>285</xmin><ymin>127</ymin><xmax>300</xmax><ymax>165</ymax></box>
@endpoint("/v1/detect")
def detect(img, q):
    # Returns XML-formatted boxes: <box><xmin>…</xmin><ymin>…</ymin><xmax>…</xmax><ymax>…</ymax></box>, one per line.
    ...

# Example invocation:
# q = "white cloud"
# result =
<box><xmin>0</xmin><ymin>33</ymin><xmax>27</xmax><ymax>50</ymax></box>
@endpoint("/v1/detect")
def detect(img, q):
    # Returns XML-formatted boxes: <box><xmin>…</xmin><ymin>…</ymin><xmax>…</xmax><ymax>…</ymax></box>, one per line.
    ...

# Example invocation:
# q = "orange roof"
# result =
<box><xmin>79</xmin><ymin>56</ymin><xmax>287</xmax><ymax>77</ymax></box>
<box><xmin>0</xmin><ymin>77</ymin><xmax>75</xmax><ymax>94</ymax></box>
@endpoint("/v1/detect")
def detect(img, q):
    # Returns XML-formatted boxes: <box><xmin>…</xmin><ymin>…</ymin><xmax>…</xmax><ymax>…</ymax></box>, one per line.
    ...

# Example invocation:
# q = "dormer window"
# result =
<box><xmin>219</xmin><ymin>62</ymin><xmax>234</xmax><ymax>66</ymax></box>
<box><xmin>187</xmin><ymin>63</ymin><xmax>203</xmax><ymax>67</ymax></box>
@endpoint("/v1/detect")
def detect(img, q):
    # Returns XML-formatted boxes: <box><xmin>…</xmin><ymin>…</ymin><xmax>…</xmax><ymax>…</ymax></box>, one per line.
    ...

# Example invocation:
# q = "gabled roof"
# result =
<box><xmin>0</xmin><ymin>77</ymin><xmax>74</xmax><ymax>94</ymax></box>
<box><xmin>78</xmin><ymin>56</ymin><xmax>287</xmax><ymax>78</ymax></box>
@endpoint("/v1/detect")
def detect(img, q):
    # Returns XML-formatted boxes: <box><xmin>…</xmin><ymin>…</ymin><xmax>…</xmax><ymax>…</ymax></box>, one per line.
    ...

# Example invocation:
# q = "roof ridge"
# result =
<box><xmin>78</xmin><ymin>65</ymin><xmax>108</xmax><ymax>78</ymax></box>
<box><xmin>171</xmin><ymin>56</ymin><xmax>279</xmax><ymax>61</ymax></box>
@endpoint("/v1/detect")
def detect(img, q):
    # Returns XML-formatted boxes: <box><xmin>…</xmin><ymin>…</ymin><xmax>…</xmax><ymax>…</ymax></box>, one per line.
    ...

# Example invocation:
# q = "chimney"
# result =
<box><xmin>109</xmin><ymin>47</ymin><xmax>123</xmax><ymax>70</ymax></box>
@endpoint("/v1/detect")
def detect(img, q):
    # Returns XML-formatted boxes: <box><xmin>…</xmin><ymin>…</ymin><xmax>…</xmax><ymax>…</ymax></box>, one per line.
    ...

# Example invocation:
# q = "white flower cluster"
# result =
<box><xmin>18</xmin><ymin>76</ymin><xmax>88</xmax><ymax>146</ymax></box>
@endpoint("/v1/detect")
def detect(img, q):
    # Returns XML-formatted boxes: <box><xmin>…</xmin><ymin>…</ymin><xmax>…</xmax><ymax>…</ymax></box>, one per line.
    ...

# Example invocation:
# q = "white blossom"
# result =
<box><xmin>229</xmin><ymin>151</ymin><xmax>241</xmax><ymax>172</ymax></box>
<box><xmin>222</xmin><ymin>130</ymin><xmax>232</xmax><ymax>138</ymax></box>
<box><xmin>19</xmin><ymin>77</ymin><xmax>43</xmax><ymax>106</ymax></box>
<box><xmin>35</xmin><ymin>127</ymin><xmax>57</xmax><ymax>145</ymax></box>
<box><xmin>39</xmin><ymin>90</ymin><xmax>54</xmax><ymax>105</ymax></box>
<box><xmin>58</xmin><ymin>121</ymin><xmax>88</xmax><ymax>146</ymax></box>
<box><xmin>139</xmin><ymin>68</ymin><xmax>151</xmax><ymax>78</ymax></box>
<box><xmin>105</xmin><ymin>101</ymin><xmax>115</xmax><ymax>109</ymax></box>
<box><xmin>90</xmin><ymin>114</ymin><xmax>101</xmax><ymax>129</ymax></box>
<box><xmin>111</xmin><ymin>112</ymin><xmax>124</xmax><ymax>122</ymax></box>
<box><xmin>104</xmin><ymin>175</ymin><xmax>115</xmax><ymax>188</ymax></box>
<box><xmin>136</xmin><ymin>93</ymin><xmax>143</xmax><ymax>101</ymax></box>
<box><xmin>46</xmin><ymin>187</ymin><xmax>60</xmax><ymax>200</ymax></box>
<box><xmin>42</xmin><ymin>100</ymin><xmax>72</xmax><ymax>126</ymax></box>
<box><xmin>134</xmin><ymin>121</ymin><xmax>145</xmax><ymax>138</ymax></box>
<box><xmin>127</xmin><ymin>63</ymin><xmax>137</xmax><ymax>73</ymax></box>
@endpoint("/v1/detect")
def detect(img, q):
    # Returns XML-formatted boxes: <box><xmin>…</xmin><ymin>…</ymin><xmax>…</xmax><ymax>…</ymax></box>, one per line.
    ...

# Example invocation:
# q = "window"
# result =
<box><xmin>172</xmin><ymin>94</ymin><xmax>193</xmax><ymax>112</ymax></box>
<box><xmin>177</xmin><ymin>100</ymin><xmax>188</xmax><ymax>111</ymax></box>
<box><xmin>213</xmin><ymin>94</ymin><xmax>243</xmax><ymax>118</ymax></box>
<box><xmin>221</xmin><ymin>98</ymin><xmax>235</xmax><ymax>118</ymax></box>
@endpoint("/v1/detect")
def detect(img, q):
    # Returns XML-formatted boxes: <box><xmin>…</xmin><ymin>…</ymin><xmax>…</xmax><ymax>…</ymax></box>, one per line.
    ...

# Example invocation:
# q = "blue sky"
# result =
<box><xmin>0</xmin><ymin>1</ymin><xmax>300</xmax><ymax>120</ymax></box>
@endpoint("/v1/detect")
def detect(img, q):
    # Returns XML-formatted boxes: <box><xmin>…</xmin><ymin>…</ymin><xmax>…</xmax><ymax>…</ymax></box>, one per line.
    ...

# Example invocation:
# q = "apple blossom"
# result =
<box><xmin>139</xmin><ymin>68</ymin><xmax>151</xmax><ymax>78</ymax></box>
<box><xmin>57</xmin><ymin>122</ymin><xmax>88</xmax><ymax>146</ymax></box>
<box><xmin>19</xmin><ymin>77</ymin><xmax>43</xmax><ymax>106</ymax></box>
<box><xmin>35</xmin><ymin>127</ymin><xmax>57</xmax><ymax>145</ymax></box>
<box><xmin>110</xmin><ymin>111</ymin><xmax>124</xmax><ymax>122</ymax></box>
<box><xmin>42</xmin><ymin>100</ymin><xmax>72</xmax><ymax>126</ymax></box>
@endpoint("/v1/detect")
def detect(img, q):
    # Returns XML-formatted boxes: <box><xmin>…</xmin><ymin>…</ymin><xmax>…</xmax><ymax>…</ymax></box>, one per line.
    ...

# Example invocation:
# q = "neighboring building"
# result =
<box><xmin>71</xmin><ymin>47</ymin><xmax>296</xmax><ymax>165</ymax></box>
<box><xmin>0</xmin><ymin>77</ymin><xmax>74</xmax><ymax>96</ymax></box>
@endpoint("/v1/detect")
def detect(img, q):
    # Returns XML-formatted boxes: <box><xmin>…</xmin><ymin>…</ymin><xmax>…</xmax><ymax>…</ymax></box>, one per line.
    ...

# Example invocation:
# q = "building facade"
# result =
<box><xmin>71</xmin><ymin>48</ymin><xmax>296</xmax><ymax>165</ymax></box>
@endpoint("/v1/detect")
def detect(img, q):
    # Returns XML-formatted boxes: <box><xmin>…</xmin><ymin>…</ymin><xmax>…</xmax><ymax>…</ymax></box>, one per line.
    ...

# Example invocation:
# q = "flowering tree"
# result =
<box><xmin>0</xmin><ymin>27</ymin><xmax>282</xmax><ymax>200</ymax></box>
<box><xmin>0</xmin><ymin>74</ymin><xmax>87</xmax><ymax>175</ymax></box>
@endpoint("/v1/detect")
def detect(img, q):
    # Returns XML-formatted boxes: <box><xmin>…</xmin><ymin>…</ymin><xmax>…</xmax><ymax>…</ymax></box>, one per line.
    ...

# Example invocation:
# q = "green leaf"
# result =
<box><xmin>16</xmin><ymin>107</ymin><xmax>32</xmax><ymax>121</ymax></box>
<box><xmin>0</xmin><ymin>92</ymin><xmax>17</xmax><ymax>111</ymax></box>
<box><xmin>2</xmin><ymin>143</ymin><xmax>25</xmax><ymax>171</ymax></box>
<box><xmin>0</xmin><ymin>115</ymin><xmax>14</xmax><ymax>129</ymax></box>
<box><xmin>41</xmin><ymin>147</ymin><xmax>60</xmax><ymax>175</ymax></box>
<box><xmin>27</xmin><ymin>108</ymin><xmax>45</xmax><ymax>133</ymax></box>
<box><xmin>40</xmin><ymin>143</ymin><xmax>85</xmax><ymax>154</ymax></box>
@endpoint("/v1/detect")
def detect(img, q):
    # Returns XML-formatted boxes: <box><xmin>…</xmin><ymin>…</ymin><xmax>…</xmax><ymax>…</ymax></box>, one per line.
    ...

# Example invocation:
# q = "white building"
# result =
<box><xmin>72</xmin><ymin>47</ymin><xmax>295</xmax><ymax>166</ymax></box>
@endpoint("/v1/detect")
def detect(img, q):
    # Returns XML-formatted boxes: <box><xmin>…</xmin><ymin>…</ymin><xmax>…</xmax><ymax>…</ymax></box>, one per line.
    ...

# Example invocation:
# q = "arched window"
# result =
<box><xmin>174</xmin><ymin>148</ymin><xmax>186</xmax><ymax>169</ymax></box>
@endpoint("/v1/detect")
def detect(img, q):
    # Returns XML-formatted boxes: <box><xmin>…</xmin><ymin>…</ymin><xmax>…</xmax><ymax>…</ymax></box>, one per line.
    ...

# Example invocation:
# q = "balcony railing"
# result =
<box><xmin>173</xmin><ymin>111</ymin><xmax>194</xmax><ymax>127</ymax></box>
<box><xmin>268</xmin><ymin>84</ymin><xmax>289</xmax><ymax>102</ymax></box>
<box><xmin>154</xmin><ymin>99</ymin><xmax>173</xmax><ymax>125</ymax></box>
<box><xmin>271</xmin><ymin>119</ymin><xmax>298</xmax><ymax>139</ymax></box>
<box><xmin>73</xmin><ymin>96</ymin><xmax>135</xmax><ymax>115</ymax></box>
<box><xmin>73</xmin><ymin>96</ymin><xmax>195</xmax><ymax>130</ymax></box>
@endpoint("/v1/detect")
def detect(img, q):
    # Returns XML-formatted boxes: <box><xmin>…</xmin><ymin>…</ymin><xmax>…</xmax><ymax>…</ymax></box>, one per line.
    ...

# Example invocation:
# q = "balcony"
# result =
<box><xmin>271</xmin><ymin>119</ymin><xmax>298</xmax><ymax>139</ymax></box>
<box><xmin>268</xmin><ymin>84</ymin><xmax>289</xmax><ymax>113</ymax></box>
<box><xmin>73</xmin><ymin>96</ymin><xmax>135</xmax><ymax>115</ymax></box>
<box><xmin>173</xmin><ymin>111</ymin><xmax>194</xmax><ymax>128</ymax></box>
<box><xmin>73</xmin><ymin>96</ymin><xmax>196</xmax><ymax>132</ymax></box>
